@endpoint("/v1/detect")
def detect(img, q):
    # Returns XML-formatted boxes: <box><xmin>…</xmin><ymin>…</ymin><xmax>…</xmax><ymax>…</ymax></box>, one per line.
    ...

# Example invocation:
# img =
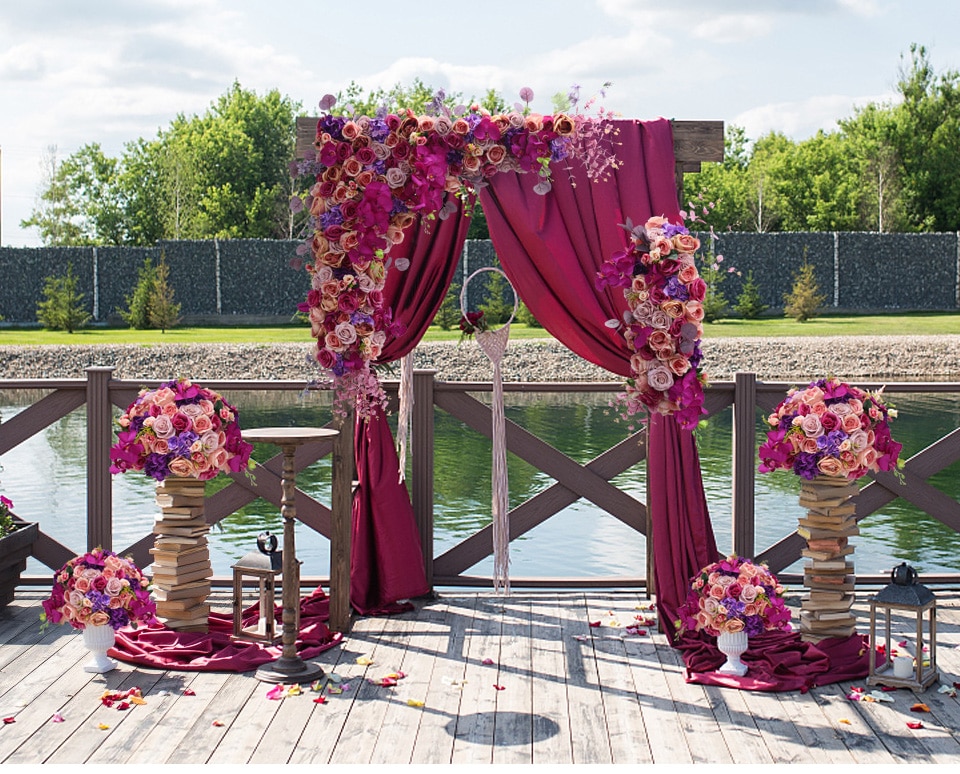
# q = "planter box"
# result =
<box><xmin>0</xmin><ymin>518</ymin><xmax>39</xmax><ymax>608</ymax></box>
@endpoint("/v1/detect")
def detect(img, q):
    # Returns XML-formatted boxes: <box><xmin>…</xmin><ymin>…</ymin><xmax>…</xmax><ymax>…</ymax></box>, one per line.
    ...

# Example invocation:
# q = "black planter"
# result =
<box><xmin>0</xmin><ymin>518</ymin><xmax>39</xmax><ymax>608</ymax></box>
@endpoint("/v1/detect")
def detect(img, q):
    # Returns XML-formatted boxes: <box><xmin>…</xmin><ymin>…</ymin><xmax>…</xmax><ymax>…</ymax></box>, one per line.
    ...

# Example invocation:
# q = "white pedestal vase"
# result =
<box><xmin>82</xmin><ymin>624</ymin><xmax>118</xmax><ymax>673</ymax></box>
<box><xmin>716</xmin><ymin>630</ymin><xmax>749</xmax><ymax>676</ymax></box>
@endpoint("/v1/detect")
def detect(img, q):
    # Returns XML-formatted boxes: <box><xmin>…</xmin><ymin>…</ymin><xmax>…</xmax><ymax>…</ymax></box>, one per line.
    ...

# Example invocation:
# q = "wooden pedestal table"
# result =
<box><xmin>242</xmin><ymin>427</ymin><xmax>348</xmax><ymax>684</ymax></box>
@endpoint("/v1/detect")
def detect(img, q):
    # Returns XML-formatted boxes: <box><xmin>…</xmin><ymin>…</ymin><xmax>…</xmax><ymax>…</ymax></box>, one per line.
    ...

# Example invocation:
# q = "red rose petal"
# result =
<box><xmin>183</xmin><ymin>689</ymin><xmax>196</xmax><ymax>696</ymax></box>
<box><xmin>3</xmin><ymin>717</ymin><xmax>15</xmax><ymax>724</ymax></box>
<box><xmin>588</xmin><ymin>621</ymin><xmax>601</xmax><ymax>628</ymax></box>
<box><xmin>493</xmin><ymin>684</ymin><xmax>506</xmax><ymax>691</ymax></box>
<box><xmin>906</xmin><ymin>721</ymin><xmax>924</xmax><ymax>730</ymax></box>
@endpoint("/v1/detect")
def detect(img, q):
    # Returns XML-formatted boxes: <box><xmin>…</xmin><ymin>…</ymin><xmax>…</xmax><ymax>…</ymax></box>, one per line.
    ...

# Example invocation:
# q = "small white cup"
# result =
<box><xmin>893</xmin><ymin>655</ymin><xmax>914</xmax><ymax>679</ymax></box>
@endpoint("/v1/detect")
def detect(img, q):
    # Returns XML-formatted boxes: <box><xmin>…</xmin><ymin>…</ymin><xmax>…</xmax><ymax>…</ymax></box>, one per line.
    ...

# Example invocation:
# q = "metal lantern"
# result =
<box><xmin>867</xmin><ymin>562</ymin><xmax>939</xmax><ymax>692</ymax></box>
<box><xmin>231</xmin><ymin>532</ymin><xmax>283</xmax><ymax>643</ymax></box>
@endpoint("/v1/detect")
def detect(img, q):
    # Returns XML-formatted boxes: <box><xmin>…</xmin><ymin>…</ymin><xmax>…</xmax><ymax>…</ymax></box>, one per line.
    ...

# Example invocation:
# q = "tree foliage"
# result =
<box><xmin>684</xmin><ymin>44</ymin><xmax>960</xmax><ymax>234</ymax></box>
<box><xmin>23</xmin><ymin>83</ymin><xmax>301</xmax><ymax>246</ymax></box>
<box><xmin>783</xmin><ymin>262</ymin><xmax>826</xmax><ymax>322</ymax></box>
<box><xmin>36</xmin><ymin>264</ymin><xmax>90</xmax><ymax>332</ymax></box>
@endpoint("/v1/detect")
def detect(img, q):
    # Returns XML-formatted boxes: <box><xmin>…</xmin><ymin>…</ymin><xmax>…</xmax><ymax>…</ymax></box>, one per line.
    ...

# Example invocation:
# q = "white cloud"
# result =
<box><xmin>0</xmin><ymin>44</ymin><xmax>46</xmax><ymax>80</ymax></box>
<box><xmin>733</xmin><ymin>91</ymin><xmax>899</xmax><ymax>141</ymax></box>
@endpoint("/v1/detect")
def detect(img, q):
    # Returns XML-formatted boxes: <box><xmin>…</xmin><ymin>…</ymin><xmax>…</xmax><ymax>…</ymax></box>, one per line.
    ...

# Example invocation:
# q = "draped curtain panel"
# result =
<box><xmin>349</xmin><ymin>204</ymin><xmax>472</xmax><ymax>614</ymax></box>
<box><xmin>481</xmin><ymin>118</ymin><xmax>718</xmax><ymax>635</ymax></box>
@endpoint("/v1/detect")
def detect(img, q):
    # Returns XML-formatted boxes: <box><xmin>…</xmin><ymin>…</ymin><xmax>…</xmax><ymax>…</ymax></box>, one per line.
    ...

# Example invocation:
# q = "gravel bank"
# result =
<box><xmin>1</xmin><ymin>336</ymin><xmax>959</xmax><ymax>383</ymax></box>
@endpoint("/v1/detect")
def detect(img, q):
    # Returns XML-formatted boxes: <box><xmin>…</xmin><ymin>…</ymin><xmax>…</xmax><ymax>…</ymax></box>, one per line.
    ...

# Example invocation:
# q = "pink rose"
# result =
<box><xmin>334</xmin><ymin>322</ymin><xmax>358</xmax><ymax>345</ymax></box>
<box><xmin>151</xmin><ymin>414</ymin><xmax>175</xmax><ymax>439</ymax></box>
<box><xmin>105</xmin><ymin>577</ymin><xmax>123</xmax><ymax>596</ymax></box>
<box><xmin>740</xmin><ymin>584</ymin><xmax>759</xmax><ymax>603</ymax></box>
<box><xmin>485</xmin><ymin>145</ymin><xmax>507</xmax><ymax>165</ymax></box>
<box><xmin>74</xmin><ymin>577</ymin><xmax>91</xmax><ymax>593</ymax></box>
<box><xmin>841</xmin><ymin>414</ymin><xmax>861</xmax><ymax>433</ymax></box>
<box><xmin>800</xmin><ymin>414</ymin><xmax>823</xmax><ymax>437</ymax></box>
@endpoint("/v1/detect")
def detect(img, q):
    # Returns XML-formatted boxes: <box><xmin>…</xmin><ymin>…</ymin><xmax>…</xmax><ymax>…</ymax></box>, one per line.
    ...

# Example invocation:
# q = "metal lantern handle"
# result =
<box><xmin>891</xmin><ymin>561</ymin><xmax>917</xmax><ymax>586</ymax></box>
<box><xmin>257</xmin><ymin>531</ymin><xmax>279</xmax><ymax>555</ymax></box>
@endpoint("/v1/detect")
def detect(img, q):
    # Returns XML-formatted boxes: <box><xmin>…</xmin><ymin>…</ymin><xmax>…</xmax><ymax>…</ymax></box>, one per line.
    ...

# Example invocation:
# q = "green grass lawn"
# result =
<box><xmin>2</xmin><ymin>313</ymin><xmax>959</xmax><ymax>345</ymax></box>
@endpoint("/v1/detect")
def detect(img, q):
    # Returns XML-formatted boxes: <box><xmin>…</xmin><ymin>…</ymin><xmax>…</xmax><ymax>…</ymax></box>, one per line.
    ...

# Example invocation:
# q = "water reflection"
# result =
<box><xmin>2</xmin><ymin>388</ymin><xmax>959</xmax><ymax>580</ymax></box>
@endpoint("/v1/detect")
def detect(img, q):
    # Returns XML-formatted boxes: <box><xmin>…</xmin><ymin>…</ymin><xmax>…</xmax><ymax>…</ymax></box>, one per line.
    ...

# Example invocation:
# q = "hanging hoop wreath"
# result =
<box><xmin>459</xmin><ymin>266</ymin><xmax>517</xmax><ymax>593</ymax></box>
<box><xmin>459</xmin><ymin>266</ymin><xmax>519</xmax><ymax>339</ymax></box>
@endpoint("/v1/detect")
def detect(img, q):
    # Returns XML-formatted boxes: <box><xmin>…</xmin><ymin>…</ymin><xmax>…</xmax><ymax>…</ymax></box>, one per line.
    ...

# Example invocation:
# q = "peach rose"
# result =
<box><xmin>661</xmin><ymin>299</ymin><xmax>685</xmax><ymax>319</ymax></box>
<box><xmin>672</xmin><ymin>233</ymin><xmax>700</xmax><ymax>253</ymax></box>
<box><xmin>168</xmin><ymin>457</ymin><xmax>197</xmax><ymax>478</ymax></box>
<box><xmin>684</xmin><ymin>301</ymin><xmax>705</xmax><ymax>323</ymax></box>
<box><xmin>486</xmin><ymin>145</ymin><xmax>507</xmax><ymax>165</ymax></box>
<box><xmin>151</xmin><ymin>414</ymin><xmax>175</xmax><ymax>440</ymax></box>
<box><xmin>666</xmin><ymin>354</ymin><xmax>690</xmax><ymax>376</ymax></box>
<box><xmin>800</xmin><ymin>436</ymin><xmax>820</xmax><ymax>454</ymax></box>
<box><xmin>858</xmin><ymin>447</ymin><xmax>878</xmax><ymax>469</ymax></box>
<box><xmin>553</xmin><ymin>114</ymin><xmax>575</xmax><ymax>136</ymax></box>
<box><xmin>723</xmin><ymin>618</ymin><xmax>745</xmax><ymax>634</ymax></box>
<box><xmin>817</xmin><ymin>456</ymin><xmax>845</xmax><ymax>477</ymax></box>
<box><xmin>89</xmin><ymin>611</ymin><xmax>111</xmax><ymax>627</ymax></box>
<box><xmin>341</xmin><ymin>121</ymin><xmax>361</xmax><ymax>140</ymax></box>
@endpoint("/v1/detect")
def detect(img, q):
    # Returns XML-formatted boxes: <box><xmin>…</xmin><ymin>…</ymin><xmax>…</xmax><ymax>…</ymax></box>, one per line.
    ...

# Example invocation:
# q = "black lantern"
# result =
<box><xmin>231</xmin><ymin>532</ymin><xmax>284</xmax><ymax>643</ymax></box>
<box><xmin>867</xmin><ymin>562</ymin><xmax>938</xmax><ymax>692</ymax></box>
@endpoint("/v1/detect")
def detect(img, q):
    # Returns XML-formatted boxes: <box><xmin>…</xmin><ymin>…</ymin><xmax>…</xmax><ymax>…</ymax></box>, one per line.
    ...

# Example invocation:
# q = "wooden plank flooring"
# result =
<box><xmin>1</xmin><ymin>588</ymin><xmax>959</xmax><ymax>764</ymax></box>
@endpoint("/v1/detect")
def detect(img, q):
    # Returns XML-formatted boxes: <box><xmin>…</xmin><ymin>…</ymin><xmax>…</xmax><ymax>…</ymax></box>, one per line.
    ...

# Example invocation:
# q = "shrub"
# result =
<box><xmin>149</xmin><ymin>254</ymin><xmax>181</xmax><ymax>333</ymax></box>
<box><xmin>433</xmin><ymin>281</ymin><xmax>462</xmax><ymax>330</ymax></box>
<box><xmin>36</xmin><ymin>264</ymin><xmax>90</xmax><ymax>333</ymax></box>
<box><xmin>516</xmin><ymin>301</ymin><xmax>542</xmax><ymax>328</ymax></box>
<box><xmin>735</xmin><ymin>271</ymin><xmax>768</xmax><ymax>319</ymax></box>
<box><xmin>784</xmin><ymin>262</ymin><xmax>826</xmax><ymax>322</ymax></box>
<box><xmin>119</xmin><ymin>258</ymin><xmax>157</xmax><ymax>329</ymax></box>
<box><xmin>478</xmin><ymin>268</ymin><xmax>515</xmax><ymax>325</ymax></box>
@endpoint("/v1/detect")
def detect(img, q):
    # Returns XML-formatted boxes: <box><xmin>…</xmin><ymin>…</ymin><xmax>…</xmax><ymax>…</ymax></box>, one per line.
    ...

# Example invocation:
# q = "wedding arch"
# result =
<box><xmin>293</xmin><ymin>103</ymin><xmax>723</xmax><ymax>633</ymax></box>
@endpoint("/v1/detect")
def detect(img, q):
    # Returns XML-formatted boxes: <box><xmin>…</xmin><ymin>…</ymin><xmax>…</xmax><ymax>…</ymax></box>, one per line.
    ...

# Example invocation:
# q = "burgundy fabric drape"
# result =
<box><xmin>349</xmin><ymin>205</ymin><xmax>472</xmax><ymax>614</ymax></box>
<box><xmin>112</xmin><ymin>588</ymin><xmax>340</xmax><ymax>671</ymax></box>
<box><xmin>481</xmin><ymin>119</ymin><xmax>719</xmax><ymax>636</ymax></box>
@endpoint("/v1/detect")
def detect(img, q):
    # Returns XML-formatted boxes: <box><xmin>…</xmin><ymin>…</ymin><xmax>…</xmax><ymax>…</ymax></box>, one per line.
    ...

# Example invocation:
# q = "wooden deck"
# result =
<box><xmin>2</xmin><ymin>588</ymin><xmax>959</xmax><ymax>764</ymax></box>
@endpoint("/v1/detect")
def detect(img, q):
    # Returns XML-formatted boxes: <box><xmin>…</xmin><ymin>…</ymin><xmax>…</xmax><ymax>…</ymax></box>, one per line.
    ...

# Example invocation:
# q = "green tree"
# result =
<box><xmin>734</xmin><ymin>270</ymin><xmax>768</xmax><ymax>319</ymax></box>
<box><xmin>516</xmin><ymin>301</ymin><xmax>542</xmax><ymax>328</ymax></box>
<box><xmin>119</xmin><ymin>258</ymin><xmax>157</xmax><ymax>328</ymax></box>
<box><xmin>434</xmin><ymin>281</ymin><xmax>462</xmax><ymax>330</ymax></box>
<box><xmin>36</xmin><ymin>264</ymin><xmax>91</xmax><ymax>332</ymax></box>
<box><xmin>148</xmin><ymin>254</ymin><xmax>181</xmax><ymax>333</ymax></box>
<box><xmin>478</xmin><ymin>267</ymin><xmax>516</xmax><ymax>325</ymax></box>
<box><xmin>783</xmin><ymin>262</ymin><xmax>826</xmax><ymax>322</ymax></box>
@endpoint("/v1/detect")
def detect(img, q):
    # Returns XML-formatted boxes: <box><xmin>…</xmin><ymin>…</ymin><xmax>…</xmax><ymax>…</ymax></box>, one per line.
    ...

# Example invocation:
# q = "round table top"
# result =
<box><xmin>241</xmin><ymin>427</ymin><xmax>339</xmax><ymax>445</ymax></box>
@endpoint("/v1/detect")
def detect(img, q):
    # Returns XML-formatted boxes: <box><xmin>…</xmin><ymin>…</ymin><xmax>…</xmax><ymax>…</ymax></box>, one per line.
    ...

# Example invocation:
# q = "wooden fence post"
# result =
<box><xmin>732</xmin><ymin>371</ymin><xmax>757</xmax><ymax>559</ymax></box>
<box><xmin>329</xmin><ymin>407</ymin><xmax>354</xmax><ymax>633</ymax></box>
<box><xmin>86</xmin><ymin>366</ymin><xmax>114</xmax><ymax>552</ymax></box>
<box><xmin>412</xmin><ymin>370</ymin><xmax>436</xmax><ymax>590</ymax></box>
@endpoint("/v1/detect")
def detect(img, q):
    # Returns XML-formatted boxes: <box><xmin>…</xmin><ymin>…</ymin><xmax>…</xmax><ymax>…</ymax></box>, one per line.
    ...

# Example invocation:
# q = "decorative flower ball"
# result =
<box><xmin>41</xmin><ymin>548</ymin><xmax>156</xmax><ymax>631</ymax></box>
<box><xmin>758</xmin><ymin>377</ymin><xmax>901</xmax><ymax>481</ymax></box>
<box><xmin>677</xmin><ymin>555</ymin><xmax>792</xmax><ymax>638</ymax></box>
<box><xmin>109</xmin><ymin>378</ymin><xmax>253</xmax><ymax>482</ymax></box>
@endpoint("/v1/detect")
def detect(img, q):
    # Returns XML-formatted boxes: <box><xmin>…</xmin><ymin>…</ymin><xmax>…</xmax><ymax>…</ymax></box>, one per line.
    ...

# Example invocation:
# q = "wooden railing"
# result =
<box><xmin>3</xmin><ymin>369</ymin><xmax>960</xmax><ymax>590</ymax></box>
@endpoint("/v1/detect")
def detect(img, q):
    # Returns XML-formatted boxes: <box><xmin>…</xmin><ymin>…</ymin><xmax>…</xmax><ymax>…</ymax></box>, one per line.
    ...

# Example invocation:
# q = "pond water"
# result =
<box><xmin>2</xmin><ymin>388</ymin><xmax>960</xmax><ymax>582</ymax></box>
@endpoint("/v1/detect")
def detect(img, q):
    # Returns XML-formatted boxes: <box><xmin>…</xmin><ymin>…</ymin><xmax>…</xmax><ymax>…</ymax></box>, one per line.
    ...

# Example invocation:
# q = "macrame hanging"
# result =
<box><xmin>460</xmin><ymin>267</ymin><xmax>518</xmax><ymax>594</ymax></box>
<box><xmin>395</xmin><ymin>351</ymin><xmax>415</xmax><ymax>483</ymax></box>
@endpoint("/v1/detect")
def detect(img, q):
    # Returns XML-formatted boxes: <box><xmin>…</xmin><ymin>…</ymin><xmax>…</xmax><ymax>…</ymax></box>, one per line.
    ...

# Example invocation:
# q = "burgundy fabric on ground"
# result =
<box><xmin>483</xmin><ymin>119</ymin><xmax>718</xmax><ymax>634</ymax></box>
<box><xmin>110</xmin><ymin>587</ymin><xmax>341</xmax><ymax>672</ymax></box>
<box><xmin>349</xmin><ymin>206</ymin><xmax>471</xmax><ymax>614</ymax></box>
<box><xmin>350</xmin><ymin>404</ymin><xmax>430</xmax><ymax>614</ymax></box>
<box><xmin>677</xmin><ymin>630</ymin><xmax>876</xmax><ymax>692</ymax></box>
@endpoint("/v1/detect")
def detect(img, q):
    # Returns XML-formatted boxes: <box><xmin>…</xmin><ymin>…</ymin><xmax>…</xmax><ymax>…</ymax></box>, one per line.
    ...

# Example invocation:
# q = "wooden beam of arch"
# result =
<box><xmin>295</xmin><ymin>116</ymin><xmax>723</xmax><ymax>204</ymax></box>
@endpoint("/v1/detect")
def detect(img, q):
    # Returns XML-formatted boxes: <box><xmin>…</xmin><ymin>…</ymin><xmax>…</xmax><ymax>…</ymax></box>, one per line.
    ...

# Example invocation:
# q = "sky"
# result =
<box><xmin>2</xmin><ymin>0</ymin><xmax>959</xmax><ymax>247</ymax></box>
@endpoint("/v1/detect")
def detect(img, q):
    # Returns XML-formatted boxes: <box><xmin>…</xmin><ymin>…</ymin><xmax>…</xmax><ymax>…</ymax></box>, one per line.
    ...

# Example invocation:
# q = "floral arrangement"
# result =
<box><xmin>41</xmin><ymin>547</ymin><xmax>156</xmax><ymax>631</ymax></box>
<box><xmin>458</xmin><ymin>310</ymin><xmax>488</xmax><ymax>341</ymax></box>
<box><xmin>109</xmin><ymin>378</ymin><xmax>253</xmax><ymax>482</ymax></box>
<box><xmin>758</xmin><ymin>377</ymin><xmax>902</xmax><ymax>480</ymax></box>
<box><xmin>293</xmin><ymin>87</ymin><xmax>617</xmax><ymax>419</ymax></box>
<box><xmin>595</xmin><ymin>215</ymin><xmax>708</xmax><ymax>429</ymax></box>
<box><xmin>0</xmin><ymin>494</ymin><xmax>16</xmax><ymax>536</ymax></box>
<box><xmin>677</xmin><ymin>555</ymin><xmax>792</xmax><ymax>637</ymax></box>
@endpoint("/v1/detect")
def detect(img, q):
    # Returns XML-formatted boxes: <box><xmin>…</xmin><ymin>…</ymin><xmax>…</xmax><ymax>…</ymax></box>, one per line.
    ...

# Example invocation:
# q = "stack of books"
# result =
<box><xmin>150</xmin><ymin>479</ymin><xmax>212</xmax><ymax>632</ymax></box>
<box><xmin>797</xmin><ymin>477</ymin><xmax>860</xmax><ymax>642</ymax></box>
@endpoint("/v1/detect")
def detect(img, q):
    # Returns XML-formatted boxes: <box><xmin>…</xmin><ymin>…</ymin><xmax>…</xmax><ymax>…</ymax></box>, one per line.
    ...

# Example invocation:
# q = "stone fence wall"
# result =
<box><xmin>1</xmin><ymin>232</ymin><xmax>958</xmax><ymax>324</ymax></box>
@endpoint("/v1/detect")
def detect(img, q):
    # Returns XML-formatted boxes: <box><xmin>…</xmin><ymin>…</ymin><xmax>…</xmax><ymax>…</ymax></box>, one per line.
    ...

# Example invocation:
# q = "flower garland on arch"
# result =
<box><xmin>293</xmin><ymin>91</ymin><xmax>617</xmax><ymax>419</ymax></box>
<box><xmin>596</xmin><ymin>216</ymin><xmax>708</xmax><ymax>430</ymax></box>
